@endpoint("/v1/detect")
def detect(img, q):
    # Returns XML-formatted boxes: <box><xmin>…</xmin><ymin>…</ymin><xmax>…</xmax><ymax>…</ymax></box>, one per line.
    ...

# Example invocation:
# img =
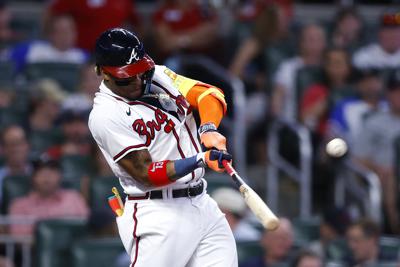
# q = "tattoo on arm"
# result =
<box><xmin>118</xmin><ymin>149</ymin><xmax>177</xmax><ymax>187</ymax></box>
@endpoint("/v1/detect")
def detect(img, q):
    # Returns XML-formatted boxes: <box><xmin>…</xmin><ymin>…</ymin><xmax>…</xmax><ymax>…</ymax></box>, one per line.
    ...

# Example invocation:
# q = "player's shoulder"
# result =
<box><xmin>152</xmin><ymin>64</ymin><xmax>198</xmax><ymax>96</ymax></box>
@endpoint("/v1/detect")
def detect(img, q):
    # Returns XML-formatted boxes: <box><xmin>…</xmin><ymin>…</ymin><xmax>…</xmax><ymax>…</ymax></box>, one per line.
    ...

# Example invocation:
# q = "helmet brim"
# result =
<box><xmin>102</xmin><ymin>55</ymin><xmax>155</xmax><ymax>79</ymax></box>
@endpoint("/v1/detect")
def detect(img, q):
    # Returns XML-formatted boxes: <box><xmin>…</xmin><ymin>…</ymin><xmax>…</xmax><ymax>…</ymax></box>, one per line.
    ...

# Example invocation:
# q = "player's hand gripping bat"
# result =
<box><xmin>222</xmin><ymin>160</ymin><xmax>280</xmax><ymax>230</ymax></box>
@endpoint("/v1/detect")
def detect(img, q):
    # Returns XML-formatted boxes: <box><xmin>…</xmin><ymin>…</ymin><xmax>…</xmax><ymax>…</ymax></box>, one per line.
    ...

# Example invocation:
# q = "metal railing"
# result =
<box><xmin>0</xmin><ymin>215</ymin><xmax>35</xmax><ymax>267</ymax></box>
<box><xmin>266</xmin><ymin>119</ymin><xmax>313</xmax><ymax>218</ymax></box>
<box><xmin>171</xmin><ymin>55</ymin><xmax>247</xmax><ymax>175</ymax></box>
<box><xmin>334</xmin><ymin>159</ymin><xmax>382</xmax><ymax>224</ymax></box>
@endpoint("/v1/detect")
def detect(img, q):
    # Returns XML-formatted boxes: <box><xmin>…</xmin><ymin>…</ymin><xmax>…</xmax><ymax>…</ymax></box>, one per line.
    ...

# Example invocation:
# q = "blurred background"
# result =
<box><xmin>0</xmin><ymin>0</ymin><xmax>400</xmax><ymax>266</ymax></box>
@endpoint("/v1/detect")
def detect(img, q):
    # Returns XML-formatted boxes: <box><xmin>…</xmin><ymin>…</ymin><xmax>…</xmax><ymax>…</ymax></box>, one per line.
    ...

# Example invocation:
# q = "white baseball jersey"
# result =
<box><xmin>89</xmin><ymin>65</ymin><xmax>205</xmax><ymax>195</ymax></box>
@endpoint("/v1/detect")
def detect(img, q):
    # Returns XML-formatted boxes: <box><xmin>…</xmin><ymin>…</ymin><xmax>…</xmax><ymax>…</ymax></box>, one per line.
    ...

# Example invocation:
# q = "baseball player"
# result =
<box><xmin>88</xmin><ymin>28</ymin><xmax>238</xmax><ymax>267</ymax></box>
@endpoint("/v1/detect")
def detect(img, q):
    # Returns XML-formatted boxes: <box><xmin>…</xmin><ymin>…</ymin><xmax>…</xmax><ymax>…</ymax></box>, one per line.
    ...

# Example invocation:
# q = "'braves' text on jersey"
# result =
<box><xmin>89</xmin><ymin>65</ymin><xmax>205</xmax><ymax>194</ymax></box>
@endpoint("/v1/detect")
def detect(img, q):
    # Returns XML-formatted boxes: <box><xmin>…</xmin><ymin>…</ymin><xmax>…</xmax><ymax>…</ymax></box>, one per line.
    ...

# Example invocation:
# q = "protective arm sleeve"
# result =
<box><xmin>182</xmin><ymin>84</ymin><xmax>227</xmax><ymax>127</ymax></box>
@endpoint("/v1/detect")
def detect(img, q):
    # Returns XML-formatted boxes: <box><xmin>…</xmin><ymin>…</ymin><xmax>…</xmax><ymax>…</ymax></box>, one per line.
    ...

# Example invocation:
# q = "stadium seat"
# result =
<box><xmin>0</xmin><ymin>61</ymin><xmax>15</xmax><ymax>83</ymax></box>
<box><xmin>1</xmin><ymin>175</ymin><xmax>30</xmax><ymax>214</ymax></box>
<box><xmin>204</xmin><ymin>171</ymin><xmax>235</xmax><ymax>195</ymax></box>
<box><xmin>60</xmin><ymin>155</ymin><xmax>91</xmax><ymax>190</ymax></box>
<box><xmin>29</xmin><ymin>129</ymin><xmax>63</xmax><ymax>156</ymax></box>
<box><xmin>326</xmin><ymin>238</ymin><xmax>350</xmax><ymax>262</ymax></box>
<box><xmin>35</xmin><ymin>219</ymin><xmax>87</xmax><ymax>267</ymax></box>
<box><xmin>292</xmin><ymin>217</ymin><xmax>320</xmax><ymax>243</ymax></box>
<box><xmin>379</xmin><ymin>236</ymin><xmax>400</xmax><ymax>260</ymax></box>
<box><xmin>72</xmin><ymin>238</ymin><xmax>125</xmax><ymax>267</ymax></box>
<box><xmin>24</xmin><ymin>63</ymin><xmax>82</xmax><ymax>92</ymax></box>
<box><xmin>236</xmin><ymin>240</ymin><xmax>263</xmax><ymax>264</ymax></box>
<box><xmin>89</xmin><ymin>176</ymin><xmax>125</xmax><ymax>210</ymax></box>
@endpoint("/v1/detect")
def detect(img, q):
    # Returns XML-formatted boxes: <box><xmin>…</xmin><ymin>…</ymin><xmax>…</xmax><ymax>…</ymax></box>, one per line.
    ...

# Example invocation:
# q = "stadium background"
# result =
<box><xmin>0</xmin><ymin>0</ymin><xmax>400</xmax><ymax>266</ymax></box>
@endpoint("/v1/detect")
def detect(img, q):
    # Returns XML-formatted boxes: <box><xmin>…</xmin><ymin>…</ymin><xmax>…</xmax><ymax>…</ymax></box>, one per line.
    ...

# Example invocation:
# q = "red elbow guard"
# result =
<box><xmin>147</xmin><ymin>160</ymin><xmax>172</xmax><ymax>187</ymax></box>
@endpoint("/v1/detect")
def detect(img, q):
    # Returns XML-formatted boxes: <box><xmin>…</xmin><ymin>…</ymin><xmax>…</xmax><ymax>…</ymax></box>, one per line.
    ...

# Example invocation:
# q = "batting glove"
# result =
<box><xmin>198</xmin><ymin>150</ymin><xmax>232</xmax><ymax>173</ymax></box>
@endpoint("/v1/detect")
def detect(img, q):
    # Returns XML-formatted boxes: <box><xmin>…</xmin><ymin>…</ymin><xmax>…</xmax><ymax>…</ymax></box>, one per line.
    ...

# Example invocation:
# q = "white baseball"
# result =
<box><xmin>326</xmin><ymin>138</ymin><xmax>348</xmax><ymax>158</ymax></box>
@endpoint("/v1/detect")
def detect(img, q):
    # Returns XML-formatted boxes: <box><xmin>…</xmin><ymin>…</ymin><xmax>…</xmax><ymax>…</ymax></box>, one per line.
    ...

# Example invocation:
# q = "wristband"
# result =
<box><xmin>148</xmin><ymin>160</ymin><xmax>172</xmax><ymax>187</ymax></box>
<box><xmin>174</xmin><ymin>153</ymin><xmax>206</xmax><ymax>178</ymax></box>
<box><xmin>198</xmin><ymin>122</ymin><xmax>217</xmax><ymax>136</ymax></box>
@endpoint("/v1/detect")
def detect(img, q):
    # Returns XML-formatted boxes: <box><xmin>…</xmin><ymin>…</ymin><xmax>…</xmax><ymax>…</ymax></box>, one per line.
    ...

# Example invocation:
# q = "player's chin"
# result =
<box><xmin>123</xmin><ymin>86</ymin><xmax>142</xmax><ymax>100</ymax></box>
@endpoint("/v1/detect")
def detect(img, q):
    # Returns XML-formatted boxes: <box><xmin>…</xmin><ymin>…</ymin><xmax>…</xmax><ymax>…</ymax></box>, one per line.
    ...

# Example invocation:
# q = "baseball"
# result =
<box><xmin>326</xmin><ymin>138</ymin><xmax>348</xmax><ymax>158</ymax></box>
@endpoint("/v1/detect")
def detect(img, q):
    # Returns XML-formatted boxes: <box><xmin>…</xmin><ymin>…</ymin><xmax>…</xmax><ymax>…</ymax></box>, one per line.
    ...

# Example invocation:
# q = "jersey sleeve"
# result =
<box><xmin>89</xmin><ymin>111</ymin><xmax>147</xmax><ymax>163</ymax></box>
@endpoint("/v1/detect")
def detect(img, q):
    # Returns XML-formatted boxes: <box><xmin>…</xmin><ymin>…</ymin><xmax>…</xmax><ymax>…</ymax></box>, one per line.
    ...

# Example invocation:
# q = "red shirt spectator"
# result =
<box><xmin>47</xmin><ymin>0</ymin><xmax>140</xmax><ymax>51</ymax></box>
<box><xmin>152</xmin><ymin>0</ymin><xmax>218</xmax><ymax>60</ymax></box>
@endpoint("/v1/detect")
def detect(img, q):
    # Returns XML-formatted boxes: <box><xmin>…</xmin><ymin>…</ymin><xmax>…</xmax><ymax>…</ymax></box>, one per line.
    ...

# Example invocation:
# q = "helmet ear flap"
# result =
<box><xmin>95</xmin><ymin>65</ymin><xmax>101</xmax><ymax>76</ymax></box>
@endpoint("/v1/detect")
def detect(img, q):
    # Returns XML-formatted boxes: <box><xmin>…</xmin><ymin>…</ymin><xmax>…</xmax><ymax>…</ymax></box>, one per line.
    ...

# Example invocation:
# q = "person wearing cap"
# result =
<box><xmin>88</xmin><ymin>28</ymin><xmax>236</xmax><ymax>266</ymax></box>
<box><xmin>353</xmin><ymin>69</ymin><xmax>400</xmax><ymax>234</ymax></box>
<box><xmin>212</xmin><ymin>187</ymin><xmax>261</xmax><ymax>242</ymax></box>
<box><xmin>353</xmin><ymin>12</ymin><xmax>400</xmax><ymax>69</ymax></box>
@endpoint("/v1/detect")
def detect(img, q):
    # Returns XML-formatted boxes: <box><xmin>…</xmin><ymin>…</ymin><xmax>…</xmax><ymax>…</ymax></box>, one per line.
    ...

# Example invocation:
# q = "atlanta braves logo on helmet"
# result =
<box><xmin>126</xmin><ymin>47</ymin><xmax>140</xmax><ymax>64</ymax></box>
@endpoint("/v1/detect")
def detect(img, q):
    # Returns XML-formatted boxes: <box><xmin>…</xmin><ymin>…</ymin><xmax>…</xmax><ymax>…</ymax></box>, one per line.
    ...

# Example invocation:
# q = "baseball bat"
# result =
<box><xmin>222</xmin><ymin>160</ymin><xmax>280</xmax><ymax>231</ymax></box>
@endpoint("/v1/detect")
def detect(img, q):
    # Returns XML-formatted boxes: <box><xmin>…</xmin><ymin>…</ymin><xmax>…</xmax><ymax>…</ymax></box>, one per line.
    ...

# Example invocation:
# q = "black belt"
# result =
<box><xmin>128</xmin><ymin>181</ymin><xmax>204</xmax><ymax>200</ymax></box>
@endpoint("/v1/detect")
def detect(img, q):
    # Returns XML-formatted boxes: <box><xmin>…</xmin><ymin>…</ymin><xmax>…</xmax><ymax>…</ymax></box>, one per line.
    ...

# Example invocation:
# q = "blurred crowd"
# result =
<box><xmin>0</xmin><ymin>0</ymin><xmax>400</xmax><ymax>266</ymax></box>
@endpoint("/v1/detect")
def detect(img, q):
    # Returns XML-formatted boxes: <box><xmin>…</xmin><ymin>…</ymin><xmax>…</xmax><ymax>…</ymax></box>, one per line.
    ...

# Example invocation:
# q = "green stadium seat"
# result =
<box><xmin>29</xmin><ymin>129</ymin><xmax>63</xmax><ymax>155</ymax></box>
<box><xmin>292</xmin><ymin>217</ymin><xmax>321</xmax><ymax>243</ymax></box>
<box><xmin>376</xmin><ymin>262</ymin><xmax>399</xmax><ymax>267</ymax></box>
<box><xmin>0</xmin><ymin>61</ymin><xmax>15</xmax><ymax>83</ymax></box>
<box><xmin>61</xmin><ymin>155</ymin><xmax>91</xmax><ymax>190</ymax></box>
<box><xmin>236</xmin><ymin>240</ymin><xmax>263</xmax><ymax>264</ymax></box>
<box><xmin>35</xmin><ymin>219</ymin><xmax>87</xmax><ymax>267</ymax></box>
<box><xmin>204</xmin><ymin>171</ymin><xmax>235</xmax><ymax>195</ymax></box>
<box><xmin>72</xmin><ymin>238</ymin><xmax>125</xmax><ymax>267</ymax></box>
<box><xmin>1</xmin><ymin>175</ymin><xmax>30</xmax><ymax>214</ymax></box>
<box><xmin>24</xmin><ymin>63</ymin><xmax>82</xmax><ymax>92</ymax></box>
<box><xmin>89</xmin><ymin>176</ymin><xmax>124</xmax><ymax>210</ymax></box>
<box><xmin>326</xmin><ymin>238</ymin><xmax>350</xmax><ymax>262</ymax></box>
<box><xmin>379</xmin><ymin>236</ymin><xmax>400</xmax><ymax>260</ymax></box>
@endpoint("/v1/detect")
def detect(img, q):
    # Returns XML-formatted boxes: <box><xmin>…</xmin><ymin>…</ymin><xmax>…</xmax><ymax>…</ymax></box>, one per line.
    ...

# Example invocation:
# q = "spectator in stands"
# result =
<box><xmin>0</xmin><ymin>256</ymin><xmax>14</xmax><ymax>267</ymax></box>
<box><xmin>0</xmin><ymin>1</ymin><xmax>16</xmax><ymax>57</ymax></box>
<box><xmin>309</xmin><ymin>207</ymin><xmax>351</xmax><ymax>259</ymax></box>
<box><xmin>152</xmin><ymin>0</ymin><xmax>219</xmax><ymax>63</ymax></box>
<box><xmin>212</xmin><ymin>187</ymin><xmax>261</xmax><ymax>242</ymax></box>
<box><xmin>62</xmin><ymin>61</ymin><xmax>102</xmax><ymax>113</ymax></box>
<box><xmin>353</xmin><ymin>13</ymin><xmax>400</xmax><ymax>69</ymax></box>
<box><xmin>28</xmin><ymin>79</ymin><xmax>66</xmax><ymax>155</ymax></box>
<box><xmin>240</xmin><ymin>217</ymin><xmax>294</xmax><ymax>267</ymax></box>
<box><xmin>9</xmin><ymin>15</ymin><xmax>88</xmax><ymax>74</ymax></box>
<box><xmin>46</xmin><ymin>109</ymin><xmax>92</xmax><ymax>160</ymax></box>
<box><xmin>8</xmin><ymin>159</ymin><xmax>88</xmax><ymax>236</ymax></box>
<box><xmin>45</xmin><ymin>0</ymin><xmax>141</xmax><ymax>51</ymax></box>
<box><xmin>345</xmin><ymin>218</ymin><xmax>395</xmax><ymax>266</ymax></box>
<box><xmin>300</xmin><ymin>48</ymin><xmax>354</xmax><ymax>140</ymax></box>
<box><xmin>271</xmin><ymin>23</ymin><xmax>326</xmax><ymax>122</ymax></box>
<box><xmin>328</xmin><ymin>68</ymin><xmax>387</xmax><ymax>148</ymax></box>
<box><xmin>290</xmin><ymin>250</ymin><xmax>322</xmax><ymax>267</ymax></box>
<box><xmin>229</xmin><ymin>3</ymin><xmax>292</xmax><ymax>83</ymax></box>
<box><xmin>331</xmin><ymin>7</ymin><xmax>364</xmax><ymax>52</ymax></box>
<box><xmin>353</xmin><ymin>69</ymin><xmax>400</xmax><ymax>234</ymax></box>
<box><xmin>0</xmin><ymin>125</ymin><xmax>32</xmax><ymax>203</ymax></box>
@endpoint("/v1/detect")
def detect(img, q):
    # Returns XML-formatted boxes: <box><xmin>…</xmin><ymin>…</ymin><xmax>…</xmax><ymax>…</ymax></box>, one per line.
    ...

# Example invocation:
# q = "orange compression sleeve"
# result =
<box><xmin>185</xmin><ymin>85</ymin><xmax>225</xmax><ymax>127</ymax></box>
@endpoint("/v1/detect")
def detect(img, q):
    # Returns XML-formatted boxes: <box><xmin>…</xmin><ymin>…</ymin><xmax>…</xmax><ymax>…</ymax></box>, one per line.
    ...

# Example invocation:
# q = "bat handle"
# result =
<box><xmin>222</xmin><ymin>160</ymin><xmax>235</xmax><ymax>176</ymax></box>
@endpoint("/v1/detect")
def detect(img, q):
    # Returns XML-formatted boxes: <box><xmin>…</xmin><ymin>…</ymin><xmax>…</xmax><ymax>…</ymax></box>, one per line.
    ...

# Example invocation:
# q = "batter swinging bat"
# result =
<box><xmin>222</xmin><ymin>160</ymin><xmax>280</xmax><ymax>231</ymax></box>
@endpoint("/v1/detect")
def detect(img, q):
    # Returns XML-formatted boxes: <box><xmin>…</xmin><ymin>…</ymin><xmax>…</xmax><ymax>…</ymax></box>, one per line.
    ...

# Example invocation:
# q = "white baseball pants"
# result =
<box><xmin>116</xmin><ymin>191</ymin><xmax>238</xmax><ymax>267</ymax></box>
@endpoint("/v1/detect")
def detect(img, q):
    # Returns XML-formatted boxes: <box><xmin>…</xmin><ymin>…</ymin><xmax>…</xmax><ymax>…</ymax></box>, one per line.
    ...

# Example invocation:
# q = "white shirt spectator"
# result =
<box><xmin>273</xmin><ymin>56</ymin><xmax>304</xmax><ymax>121</ymax></box>
<box><xmin>353</xmin><ymin>43</ymin><xmax>400</xmax><ymax>69</ymax></box>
